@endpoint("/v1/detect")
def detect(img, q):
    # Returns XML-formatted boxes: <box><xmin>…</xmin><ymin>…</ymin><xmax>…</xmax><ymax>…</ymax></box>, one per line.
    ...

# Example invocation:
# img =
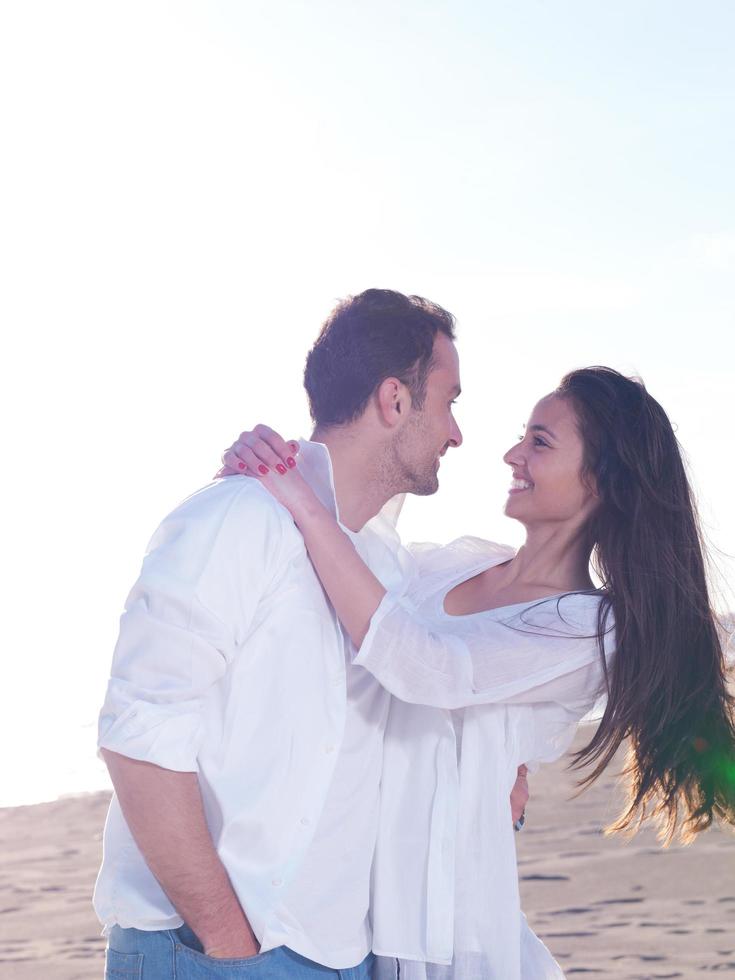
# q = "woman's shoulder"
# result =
<box><xmin>407</xmin><ymin>535</ymin><xmax>516</xmax><ymax>575</ymax></box>
<box><xmin>403</xmin><ymin>537</ymin><xmax>516</xmax><ymax>608</ymax></box>
<box><xmin>510</xmin><ymin>589</ymin><xmax>614</xmax><ymax>646</ymax></box>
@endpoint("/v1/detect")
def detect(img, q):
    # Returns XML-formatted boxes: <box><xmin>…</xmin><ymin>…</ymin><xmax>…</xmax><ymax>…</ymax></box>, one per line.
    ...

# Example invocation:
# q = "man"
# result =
<box><xmin>96</xmin><ymin>288</ymin><xmax>528</xmax><ymax>979</ymax></box>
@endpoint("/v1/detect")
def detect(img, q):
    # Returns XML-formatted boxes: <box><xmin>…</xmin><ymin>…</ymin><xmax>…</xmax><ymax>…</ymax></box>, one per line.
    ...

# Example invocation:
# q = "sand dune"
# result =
<box><xmin>0</xmin><ymin>732</ymin><xmax>732</xmax><ymax>979</ymax></box>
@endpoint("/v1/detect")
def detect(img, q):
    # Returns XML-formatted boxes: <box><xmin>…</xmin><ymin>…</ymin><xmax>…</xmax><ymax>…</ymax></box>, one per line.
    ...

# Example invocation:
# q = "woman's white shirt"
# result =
<box><xmin>358</xmin><ymin>537</ymin><xmax>615</xmax><ymax>980</ymax></box>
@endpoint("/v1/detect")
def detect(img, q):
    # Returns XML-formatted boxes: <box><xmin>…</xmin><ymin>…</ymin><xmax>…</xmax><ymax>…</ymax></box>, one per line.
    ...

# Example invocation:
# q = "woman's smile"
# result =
<box><xmin>508</xmin><ymin>477</ymin><xmax>533</xmax><ymax>494</ymax></box>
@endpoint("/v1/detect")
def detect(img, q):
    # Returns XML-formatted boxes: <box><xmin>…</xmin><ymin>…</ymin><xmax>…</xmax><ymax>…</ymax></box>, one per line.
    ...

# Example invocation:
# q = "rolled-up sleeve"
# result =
<box><xmin>354</xmin><ymin>590</ymin><xmax>614</xmax><ymax>710</ymax></box>
<box><xmin>98</xmin><ymin>480</ymin><xmax>290</xmax><ymax>771</ymax></box>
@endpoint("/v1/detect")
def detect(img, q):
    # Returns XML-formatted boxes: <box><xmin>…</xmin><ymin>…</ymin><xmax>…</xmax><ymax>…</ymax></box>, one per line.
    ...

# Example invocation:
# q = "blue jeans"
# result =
<box><xmin>105</xmin><ymin>924</ymin><xmax>375</xmax><ymax>979</ymax></box>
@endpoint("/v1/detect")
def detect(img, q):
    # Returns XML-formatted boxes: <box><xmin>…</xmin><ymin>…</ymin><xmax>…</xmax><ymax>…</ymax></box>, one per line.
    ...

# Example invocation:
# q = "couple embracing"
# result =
<box><xmin>96</xmin><ymin>289</ymin><xmax>735</xmax><ymax>979</ymax></box>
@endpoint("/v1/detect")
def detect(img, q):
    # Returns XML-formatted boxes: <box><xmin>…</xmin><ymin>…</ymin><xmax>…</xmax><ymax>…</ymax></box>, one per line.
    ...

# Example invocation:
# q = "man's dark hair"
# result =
<box><xmin>304</xmin><ymin>288</ymin><xmax>456</xmax><ymax>427</ymax></box>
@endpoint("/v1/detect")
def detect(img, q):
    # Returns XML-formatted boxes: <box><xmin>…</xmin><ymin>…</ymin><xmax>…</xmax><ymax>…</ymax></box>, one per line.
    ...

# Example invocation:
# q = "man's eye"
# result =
<box><xmin>533</xmin><ymin>436</ymin><xmax>549</xmax><ymax>448</ymax></box>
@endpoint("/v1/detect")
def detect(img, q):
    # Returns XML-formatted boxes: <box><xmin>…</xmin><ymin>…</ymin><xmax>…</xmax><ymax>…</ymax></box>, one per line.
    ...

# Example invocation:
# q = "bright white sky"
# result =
<box><xmin>2</xmin><ymin>0</ymin><xmax>734</xmax><ymax>805</ymax></box>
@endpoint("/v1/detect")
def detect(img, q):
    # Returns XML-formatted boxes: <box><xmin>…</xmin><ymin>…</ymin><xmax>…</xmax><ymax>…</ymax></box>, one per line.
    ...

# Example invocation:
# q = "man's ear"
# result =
<box><xmin>376</xmin><ymin>377</ymin><xmax>412</xmax><ymax>428</ymax></box>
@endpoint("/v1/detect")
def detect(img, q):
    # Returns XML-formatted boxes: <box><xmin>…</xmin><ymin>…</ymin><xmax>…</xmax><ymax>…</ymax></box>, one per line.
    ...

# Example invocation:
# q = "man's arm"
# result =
<box><xmin>97</xmin><ymin>484</ymin><xmax>291</xmax><ymax>956</ymax></box>
<box><xmin>103</xmin><ymin>750</ymin><xmax>258</xmax><ymax>958</ymax></box>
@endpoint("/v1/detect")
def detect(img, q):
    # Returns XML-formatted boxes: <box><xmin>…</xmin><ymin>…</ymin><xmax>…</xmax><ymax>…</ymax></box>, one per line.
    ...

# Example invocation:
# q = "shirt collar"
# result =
<box><xmin>296</xmin><ymin>439</ymin><xmax>341</xmax><ymax>523</ymax></box>
<box><xmin>296</xmin><ymin>438</ymin><xmax>405</xmax><ymax>546</ymax></box>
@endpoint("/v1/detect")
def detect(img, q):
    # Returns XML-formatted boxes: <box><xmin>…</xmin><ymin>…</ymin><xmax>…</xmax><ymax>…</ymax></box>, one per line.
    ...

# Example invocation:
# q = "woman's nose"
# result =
<box><xmin>503</xmin><ymin>442</ymin><xmax>524</xmax><ymax>466</ymax></box>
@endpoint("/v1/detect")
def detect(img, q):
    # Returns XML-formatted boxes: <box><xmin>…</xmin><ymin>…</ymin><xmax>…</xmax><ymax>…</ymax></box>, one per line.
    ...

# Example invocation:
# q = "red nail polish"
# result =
<box><xmin>286</xmin><ymin>457</ymin><xmax>296</xmax><ymax>468</ymax></box>
<box><xmin>258</xmin><ymin>464</ymin><xmax>269</xmax><ymax>475</ymax></box>
<box><xmin>276</xmin><ymin>464</ymin><xmax>287</xmax><ymax>475</ymax></box>
<box><xmin>238</xmin><ymin>462</ymin><xmax>246</xmax><ymax>470</ymax></box>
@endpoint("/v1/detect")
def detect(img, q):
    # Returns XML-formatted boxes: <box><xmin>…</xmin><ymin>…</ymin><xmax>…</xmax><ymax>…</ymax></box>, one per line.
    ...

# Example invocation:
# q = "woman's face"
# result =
<box><xmin>503</xmin><ymin>394</ymin><xmax>598</xmax><ymax>528</ymax></box>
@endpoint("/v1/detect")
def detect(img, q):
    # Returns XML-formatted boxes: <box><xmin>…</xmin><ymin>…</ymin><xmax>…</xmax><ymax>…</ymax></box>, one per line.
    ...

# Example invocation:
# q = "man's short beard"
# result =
<box><xmin>386</xmin><ymin>418</ymin><xmax>441</xmax><ymax>497</ymax></box>
<box><xmin>381</xmin><ymin>452</ymin><xmax>439</xmax><ymax>497</ymax></box>
<box><xmin>404</xmin><ymin>466</ymin><xmax>439</xmax><ymax>496</ymax></box>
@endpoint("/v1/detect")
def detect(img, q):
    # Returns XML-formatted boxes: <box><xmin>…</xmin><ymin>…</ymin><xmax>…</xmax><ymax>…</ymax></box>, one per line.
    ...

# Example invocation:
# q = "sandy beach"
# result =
<box><xmin>1</xmin><ymin>731</ymin><xmax>732</xmax><ymax>979</ymax></box>
<box><xmin>516</xmin><ymin>732</ymin><xmax>735</xmax><ymax>978</ymax></box>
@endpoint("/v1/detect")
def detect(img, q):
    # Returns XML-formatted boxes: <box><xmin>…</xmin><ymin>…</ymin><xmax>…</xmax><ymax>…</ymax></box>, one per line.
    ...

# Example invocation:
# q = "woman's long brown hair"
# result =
<box><xmin>557</xmin><ymin>367</ymin><xmax>735</xmax><ymax>843</ymax></box>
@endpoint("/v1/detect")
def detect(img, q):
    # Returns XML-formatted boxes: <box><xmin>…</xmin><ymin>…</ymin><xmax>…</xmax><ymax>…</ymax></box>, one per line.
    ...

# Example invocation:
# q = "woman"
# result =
<box><xmin>219</xmin><ymin>367</ymin><xmax>735</xmax><ymax>978</ymax></box>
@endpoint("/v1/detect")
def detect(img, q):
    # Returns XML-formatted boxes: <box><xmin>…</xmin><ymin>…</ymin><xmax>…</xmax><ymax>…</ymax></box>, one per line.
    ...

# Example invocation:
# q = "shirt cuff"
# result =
<box><xmin>97</xmin><ymin>698</ymin><xmax>203</xmax><ymax>772</ymax></box>
<box><xmin>353</xmin><ymin>589</ymin><xmax>407</xmax><ymax>668</ymax></box>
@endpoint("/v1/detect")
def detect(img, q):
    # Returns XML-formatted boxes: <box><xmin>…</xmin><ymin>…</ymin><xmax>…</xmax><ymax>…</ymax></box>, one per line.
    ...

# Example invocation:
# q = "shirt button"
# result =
<box><xmin>271</xmin><ymin>877</ymin><xmax>282</xmax><ymax>887</ymax></box>
<box><xmin>299</xmin><ymin>817</ymin><xmax>310</xmax><ymax>826</ymax></box>
<box><xmin>324</xmin><ymin>745</ymin><xmax>335</xmax><ymax>754</ymax></box>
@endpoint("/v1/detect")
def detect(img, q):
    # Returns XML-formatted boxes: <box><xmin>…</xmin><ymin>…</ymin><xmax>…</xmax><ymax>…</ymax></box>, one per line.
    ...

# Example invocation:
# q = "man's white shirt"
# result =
<box><xmin>94</xmin><ymin>440</ymin><xmax>411</xmax><ymax>969</ymax></box>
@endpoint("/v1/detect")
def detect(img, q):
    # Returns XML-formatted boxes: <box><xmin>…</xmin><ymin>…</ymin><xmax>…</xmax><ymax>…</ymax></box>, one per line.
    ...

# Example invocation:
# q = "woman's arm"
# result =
<box><xmin>289</xmin><ymin>495</ymin><xmax>388</xmax><ymax>647</ymax></box>
<box><xmin>221</xmin><ymin>428</ymin><xmax>386</xmax><ymax>647</ymax></box>
<box><xmin>222</xmin><ymin>428</ymin><xmax>610</xmax><ymax>709</ymax></box>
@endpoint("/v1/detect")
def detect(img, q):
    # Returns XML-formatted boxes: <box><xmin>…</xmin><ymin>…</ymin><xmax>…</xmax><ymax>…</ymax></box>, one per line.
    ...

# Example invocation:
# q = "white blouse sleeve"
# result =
<box><xmin>353</xmin><ymin>588</ymin><xmax>613</xmax><ymax>711</ymax></box>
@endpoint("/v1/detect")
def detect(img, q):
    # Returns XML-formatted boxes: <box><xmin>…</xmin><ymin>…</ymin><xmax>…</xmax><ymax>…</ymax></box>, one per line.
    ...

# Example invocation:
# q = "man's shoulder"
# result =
<box><xmin>147</xmin><ymin>477</ymin><xmax>301</xmax><ymax>558</ymax></box>
<box><xmin>174</xmin><ymin>476</ymin><xmax>292</xmax><ymax>523</ymax></box>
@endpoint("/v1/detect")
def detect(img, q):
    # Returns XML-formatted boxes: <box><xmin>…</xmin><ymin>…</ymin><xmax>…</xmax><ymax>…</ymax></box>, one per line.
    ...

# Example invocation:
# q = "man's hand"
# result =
<box><xmin>204</xmin><ymin>933</ymin><xmax>260</xmax><ymax>960</ymax></box>
<box><xmin>511</xmin><ymin>764</ymin><xmax>529</xmax><ymax>826</ymax></box>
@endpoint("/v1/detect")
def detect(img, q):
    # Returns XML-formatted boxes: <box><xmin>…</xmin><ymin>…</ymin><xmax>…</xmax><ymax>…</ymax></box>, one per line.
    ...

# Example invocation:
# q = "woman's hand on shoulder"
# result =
<box><xmin>217</xmin><ymin>424</ymin><xmax>299</xmax><ymax>478</ymax></box>
<box><xmin>215</xmin><ymin>425</ymin><xmax>318</xmax><ymax>521</ymax></box>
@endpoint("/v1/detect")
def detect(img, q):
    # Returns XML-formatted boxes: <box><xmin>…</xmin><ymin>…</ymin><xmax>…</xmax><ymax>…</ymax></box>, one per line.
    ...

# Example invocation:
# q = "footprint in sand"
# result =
<box><xmin>609</xmin><ymin>963</ymin><xmax>682</xmax><ymax>979</ymax></box>
<box><xmin>549</xmin><ymin>907</ymin><xmax>592</xmax><ymax>916</ymax></box>
<box><xmin>521</xmin><ymin>873</ymin><xmax>570</xmax><ymax>881</ymax></box>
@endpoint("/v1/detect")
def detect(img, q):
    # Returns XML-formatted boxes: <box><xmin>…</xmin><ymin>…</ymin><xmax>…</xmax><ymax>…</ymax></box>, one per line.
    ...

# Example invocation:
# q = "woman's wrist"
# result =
<box><xmin>291</xmin><ymin>494</ymin><xmax>332</xmax><ymax>531</ymax></box>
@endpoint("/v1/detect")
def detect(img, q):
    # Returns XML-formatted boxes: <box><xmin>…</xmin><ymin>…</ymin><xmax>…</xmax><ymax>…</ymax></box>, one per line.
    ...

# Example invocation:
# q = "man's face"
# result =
<box><xmin>391</xmin><ymin>333</ymin><xmax>463</xmax><ymax>495</ymax></box>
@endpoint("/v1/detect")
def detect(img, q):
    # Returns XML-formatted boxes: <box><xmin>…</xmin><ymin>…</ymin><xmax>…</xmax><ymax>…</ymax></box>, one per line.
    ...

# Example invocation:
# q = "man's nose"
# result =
<box><xmin>449</xmin><ymin>418</ymin><xmax>463</xmax><ymax>448</ymax></box>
